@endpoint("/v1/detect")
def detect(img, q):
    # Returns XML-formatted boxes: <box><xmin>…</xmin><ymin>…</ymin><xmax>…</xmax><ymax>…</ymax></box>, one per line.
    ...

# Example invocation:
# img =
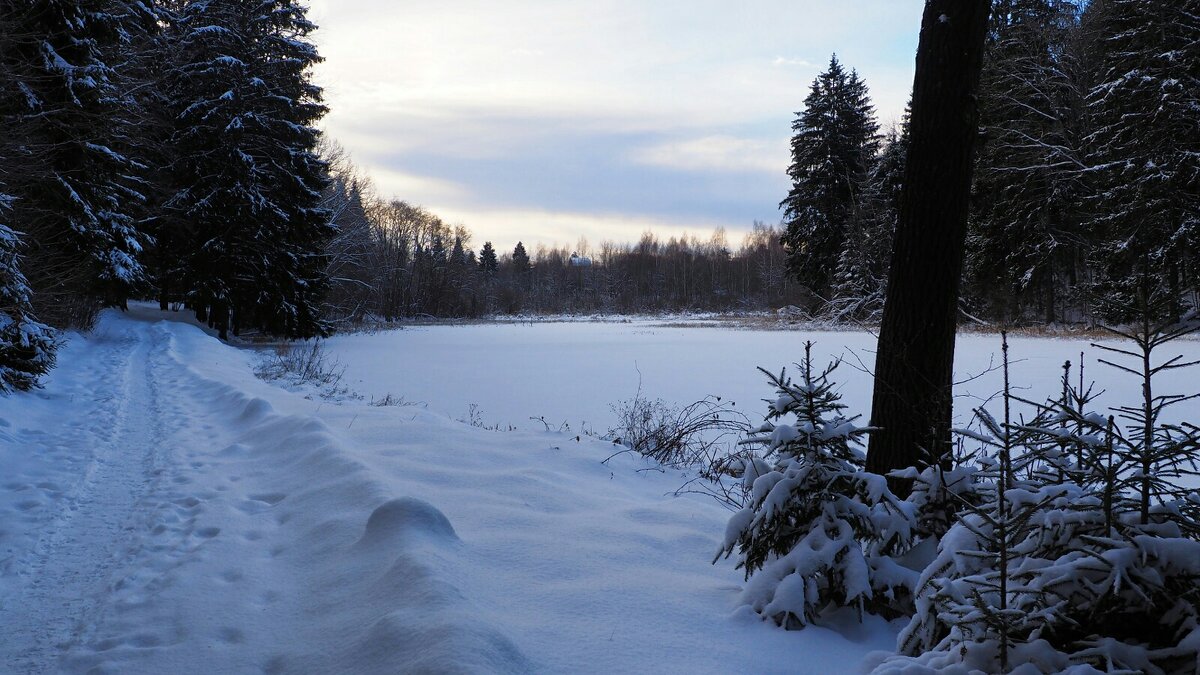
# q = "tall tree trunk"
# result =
<box><xmin>867</xmin><ymin>0</ymin><xmax>992</xmax><ymax>487</ymax></box>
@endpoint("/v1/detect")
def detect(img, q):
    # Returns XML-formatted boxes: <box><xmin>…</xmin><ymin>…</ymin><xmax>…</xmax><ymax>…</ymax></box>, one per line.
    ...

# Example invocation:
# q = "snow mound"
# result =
<box><xmin>239</xmin><ymin>396</ymin><xmax>273</xmax><ymax>421</ymax></box>
<box><xmin>359</xmin><ymin>497</ymin><xmax>459</xmax><ymax>547</ymax></box>
<box><xmin>350</xmin><ymin>610</ymin><xmax>530</xmax><ymax>674</ymax></box>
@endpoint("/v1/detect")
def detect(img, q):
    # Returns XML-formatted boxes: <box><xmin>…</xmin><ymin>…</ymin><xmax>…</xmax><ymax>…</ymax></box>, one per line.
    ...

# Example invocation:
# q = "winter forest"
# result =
<box><xmin>1</xmin><ymin>0</ymin><xmax>1199</xmax><ymax>674</ymax></box>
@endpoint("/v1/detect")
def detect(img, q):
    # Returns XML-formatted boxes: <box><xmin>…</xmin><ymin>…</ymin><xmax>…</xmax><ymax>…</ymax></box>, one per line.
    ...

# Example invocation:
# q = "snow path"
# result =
<box><xmin>4</xmin><ymin>322</ymin><xmax>169</xmax><ymax>671</ymax></box>
<box><xmin>0</xmin><ymin>313</ymin><xmax>538</xmax><ymax>673</ymax></box>
<box><xmin>1</xmin><ymin>309</ymin><xmax>900</xmax><ymax>673</ymax></box>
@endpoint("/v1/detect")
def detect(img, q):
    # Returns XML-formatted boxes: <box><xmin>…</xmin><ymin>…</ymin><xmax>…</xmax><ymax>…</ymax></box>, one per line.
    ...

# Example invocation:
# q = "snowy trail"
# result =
<box><xmin>1</xmin><ymin>312</ymin><xmax>535</xmax><ymax>673</ymax></box>
<box><xmin>2</xmin><ymin>321</ymin><xmax>171</xmax><ymax>672</ymax></box>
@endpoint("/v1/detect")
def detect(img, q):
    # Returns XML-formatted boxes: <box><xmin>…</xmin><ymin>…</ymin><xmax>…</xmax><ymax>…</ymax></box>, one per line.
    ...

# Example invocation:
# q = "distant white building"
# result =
<box><xmin>568</xmin><ymin>253</ymin><xmax>593</xmax><ymax>267</ymax></box>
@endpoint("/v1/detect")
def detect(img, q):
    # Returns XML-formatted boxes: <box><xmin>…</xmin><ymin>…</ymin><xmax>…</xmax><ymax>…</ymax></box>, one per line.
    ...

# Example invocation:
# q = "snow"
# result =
<box><xmin>0</xmin><ymin>308</ymin><xmax>901</xmax><ymax>673</ymax></box>
<box><xmin>2</xmin><ymin>309</ymin><xmax>1196</xmax><ymax>672</ymax></box>
<box><xmin>323</xmin><ymin>322</ymin><xmax>1200</xmax><ymax>435</ymax></box>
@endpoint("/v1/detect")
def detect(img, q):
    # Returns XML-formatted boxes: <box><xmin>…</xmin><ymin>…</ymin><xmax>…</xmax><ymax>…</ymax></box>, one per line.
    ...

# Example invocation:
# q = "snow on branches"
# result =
<box><xmin>715</xmin><ymin>342</ymin><xmax>915</xmax><ymax>628</ymax></box>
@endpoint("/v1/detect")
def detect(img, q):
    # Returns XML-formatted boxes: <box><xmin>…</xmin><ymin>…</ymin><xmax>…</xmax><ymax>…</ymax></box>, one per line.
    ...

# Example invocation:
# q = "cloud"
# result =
<box><xmin>365</xmin><ymin>168</ymin><xmax>467</xmax><ymax>203</ymax></box>
<box><xmin>304</xmin><ymin>0</ymin><xmax>923</xmax><ymax>249</ymax></box>
<box><xmin>772</xmin><ymin>56</ymin><xmax>817</xmax><ymax>68</ymax></box>
<box><xmin>629</xmin><ymin>135</ymin><xmax>788</xmax><ymax>174</ymax></box>
<box><xmin>426</xmin><ymin>205</ymin><xmax>757</xmax><ymax>256</ymax></box>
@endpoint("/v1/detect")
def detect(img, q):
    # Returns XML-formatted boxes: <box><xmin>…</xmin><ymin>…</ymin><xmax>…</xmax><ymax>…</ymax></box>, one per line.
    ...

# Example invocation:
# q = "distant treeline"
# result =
<box><xmin>322</xmin><ymin>149</ymin><xmax>809</xmax><ymax>322</ymax></box>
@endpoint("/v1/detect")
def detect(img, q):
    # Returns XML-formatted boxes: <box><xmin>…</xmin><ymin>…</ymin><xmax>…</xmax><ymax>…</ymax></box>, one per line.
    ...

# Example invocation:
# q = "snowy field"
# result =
<box><xmin>1</xmin><ymin>307</ymin><xmax>1197</xmax><ymax>673</ymax></box>
<box><xmin>325</xmin><ymin>321</ymin><xmax>1200</xmax><ymax>435</ymax></box>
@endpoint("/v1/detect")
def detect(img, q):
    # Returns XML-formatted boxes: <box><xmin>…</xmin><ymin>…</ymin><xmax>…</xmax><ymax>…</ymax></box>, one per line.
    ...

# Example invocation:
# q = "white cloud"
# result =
<box><xmin>772</xmin><ymin>56</ymin><xmax>817</xmax><ymax>68</ymax></box>
<box><xmin>304</xmin><ymin>0</ymin><xmax>923</xmax><ymax>248</ymax></box>
<box><xmin>629</xmin><ymin>135</ymin><xmax>788</xmax><ymax>174</ymax></box>
<box><xmin>365</xmin><ymin>167</ymin><xmax>467</xmax><ymax>204</ymax></box>
<box><xmin>425</xmin><ymin>205</ymin><xmax>755</xmax><ymax>256</ymax></box>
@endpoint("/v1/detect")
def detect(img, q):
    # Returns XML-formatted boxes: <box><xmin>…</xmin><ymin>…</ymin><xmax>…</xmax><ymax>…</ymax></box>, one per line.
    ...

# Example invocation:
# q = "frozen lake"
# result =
<box><xmin>325</xmin><ymin>321</ymin><xmax>1200</xmax><ymax>436</ymax></box>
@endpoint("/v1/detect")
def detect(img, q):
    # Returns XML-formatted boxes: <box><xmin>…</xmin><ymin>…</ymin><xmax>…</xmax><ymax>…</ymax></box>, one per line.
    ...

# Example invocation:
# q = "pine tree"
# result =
<box><xmin>1082</xmin><ymin>0</ymin><xmax>1200</xmax><ymax>322</ymax></box>
<box><xmin>867</xmin><ymin>0</ymin><xmax>992</xmax><ymax>486</ymax></box>
<box><xmin>780</xmin><ymin>55</ymin><xmax>879</xmax><ymax>300</ymax></box>
<box><xmin>168</xmin><ymin>0</ymin><xmax>332</xmax><ymax>339</ymax></box>
<box><xmin>0</xmin><ymin>0</ymin><xmax>153</xmax><ymax>328</ymax></box>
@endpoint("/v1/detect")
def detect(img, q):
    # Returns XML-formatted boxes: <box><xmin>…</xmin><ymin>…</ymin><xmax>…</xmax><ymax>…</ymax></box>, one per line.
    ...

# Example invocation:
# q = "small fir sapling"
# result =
<box><xmin>879</xmin><ymin>323</ymin><xmax>1200</xmax><ymax>675</ymax></box>
<box><xmin>714</xmin><ymin>342</ymin><xmax>915</xmax><ymax>628</ymax></box>
<box><xmin>891</xmin><ymin>442</ymin><xmax>984</xmax><ymax>545</ymax></box>
<box><xmin>888</xmin><ymin>333</ymin><xmax>1082</xmax><ymax>672</ymax></box>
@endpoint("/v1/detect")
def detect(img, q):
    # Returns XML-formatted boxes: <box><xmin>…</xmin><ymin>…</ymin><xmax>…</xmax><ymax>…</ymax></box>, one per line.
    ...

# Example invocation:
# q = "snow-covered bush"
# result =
<box><xmin>878</xmin><ymin>328</ymin><xmax>1200</xmax><ymax>674</ymax></box>
<box><xmin>714</xmin><ymin>342</ymin><xmax>915</xmax><ymax>628</ymax></box>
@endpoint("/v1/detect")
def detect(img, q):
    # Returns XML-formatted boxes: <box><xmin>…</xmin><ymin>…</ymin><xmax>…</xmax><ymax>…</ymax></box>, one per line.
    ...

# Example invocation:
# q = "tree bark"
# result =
<box><xmin>867</xmin><ymin>0</ymin><xmax>992</xmax><ymax>486</ymax></box>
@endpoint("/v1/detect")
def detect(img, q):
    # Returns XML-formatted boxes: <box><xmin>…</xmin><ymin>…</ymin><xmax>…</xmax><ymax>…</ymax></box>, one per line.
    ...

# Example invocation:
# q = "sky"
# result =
<box><xmin>305</xmin><ymin>1</ymin><xmax>923</xmax><ymax>255</ymax></box>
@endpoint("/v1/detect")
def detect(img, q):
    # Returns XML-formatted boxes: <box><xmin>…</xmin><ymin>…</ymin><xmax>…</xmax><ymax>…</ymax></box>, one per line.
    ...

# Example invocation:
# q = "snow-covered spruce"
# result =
<box><xmin>966</xmin><ymin>0</ymin><xmax>1083</xmax><ymax>324</ymax></box>
<box><xmin>714</xmin><ymin>342</ymin><xmax>914</xmax><ymax>628</ymax></box>
<box><xmin>1082</xmin><ymin>0</ymin><xmax>1200</xmax><ymax>322</ymax></box>
<box><xmin>168</xmin><ymin>0</ymin><xmax>332</xmax><ymax>339</ymax></box>
<box><xmin>878</xmin><ymin>333</ymin><xmax>1200</xmax><ymax>674</ymax></box>
<box><xmin>0</xmin><ymin>1</ymin><xmax>153</xmax><ymax>327</ymax></box>
<box><xmin>0</xmin><ymin>215</ymin><xmax>55</xmax><ymax>392</ymax></box>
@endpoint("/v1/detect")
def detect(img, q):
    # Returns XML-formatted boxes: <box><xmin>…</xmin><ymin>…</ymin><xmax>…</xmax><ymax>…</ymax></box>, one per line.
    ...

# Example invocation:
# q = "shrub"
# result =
<box><xmin>256</xmin><ymin>340</ymin><xmax>347</xmax><ymax>389</ymax></box>
<box><xmin>607</xmin><ymin>391</ymin><xmax>748</xmax><ymax>467</ymax></box>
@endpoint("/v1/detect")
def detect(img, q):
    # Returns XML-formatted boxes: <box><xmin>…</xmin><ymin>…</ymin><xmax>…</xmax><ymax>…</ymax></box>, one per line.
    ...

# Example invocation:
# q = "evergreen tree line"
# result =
<box><xmin>320</xmin><ymin>153</ymin><xmax>810</xmax><ymax>322</ymax></box>
<box><xmin>782</xmin><ymin>0</ymin><xmax>1199</xmax><ymax>325</ymax></box>
<box><xmin>0</xmin><ymin>0</ymin><xmax>329</xmax><ymax>392</ymax></box>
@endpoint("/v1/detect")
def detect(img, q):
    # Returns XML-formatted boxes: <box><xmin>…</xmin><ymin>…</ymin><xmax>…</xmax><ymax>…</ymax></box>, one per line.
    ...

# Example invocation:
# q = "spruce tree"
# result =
<box><xmin>0</xmin><ymin>0</ymin><xmax>153</xmax><ymax>328</ymax></box>
<box><xmin>511</xmin><ymin>241</ymin><xmax>530</xmax><ymax>272</ymax></box>
<box><xmin>168</xmin><ymin>0</ymin><xmax>332</xmax><ymax>339</ymax></box>
<box><xmin>322</xmin><ymin>178</ymin><xmax>375</xmax><ymax>322</ymax></box>
<box><xmin>479</xmin><ymin>241</ymin><xmax>498</xmax><ymax>274</ymax></box>
<box><xmin>715</xmin><ymin>343</ymin><xmax>913</xmax><ymax>627</ymax></box>
<box><xmin>780</xmin><ymin>55</ymin><xmax>879</xmax><ymax>300</ymax></box>
<box><xmin>1082</xmin><ymin>0</ymin><xmax>1200</xmax><ymax>322</ymax></box>
<box><xmin>882</xmin><ymin>327</ymin><xmax>1200</xmax><ymax>673</ymax></box>
<box><xmin>830</xmin><ymin>119</ymin><xmax>909</xmax><ymax>320</ymax></box>
<box><xmin>966</xmin><ymin>0</ymin><xmax>1084</xmax><ymax>324</ymax></box>
<box><xmin>0</xmin><ymin>200</ymin><xmax>55</xmax><ymax>393</ymax></box>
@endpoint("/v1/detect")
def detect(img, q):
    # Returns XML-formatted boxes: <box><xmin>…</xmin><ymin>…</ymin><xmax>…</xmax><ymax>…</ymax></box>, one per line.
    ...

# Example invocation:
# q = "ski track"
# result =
<box><xmin>1</xmin><ymin>320</ymin><xmax>254</xmax><ymax>673</ymax></box>
<box><xmin>3</xmin><ymin>321</ymin><xmax>169</xmax><ymax>672</ymax></box>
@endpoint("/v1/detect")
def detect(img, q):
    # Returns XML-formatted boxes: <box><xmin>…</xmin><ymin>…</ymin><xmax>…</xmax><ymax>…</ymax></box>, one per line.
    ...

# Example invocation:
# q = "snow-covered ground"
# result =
<box><xmin>2</xmin><ymin>308</ymin><xmax>1196</xmax><ymax>673</ymax></box>
<box><xmin>325</xmin><ymin>321</ymin><xmax>1199</xmax><ymax>434</ymax></box>
<box><xmin>0</xmin><ymin>309</ymin><xmax>896</xmax><ymax>673</ymax></box>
